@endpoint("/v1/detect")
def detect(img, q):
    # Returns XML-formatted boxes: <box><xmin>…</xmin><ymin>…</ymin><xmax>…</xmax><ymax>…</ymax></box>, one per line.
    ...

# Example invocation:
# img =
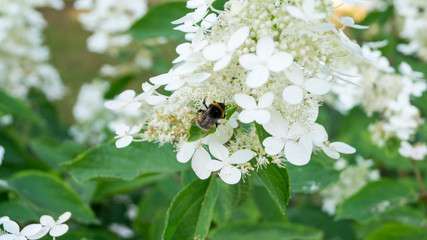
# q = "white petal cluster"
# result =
<box><xmin>0</xmin><ymin>0</ymin><xmax>66</xmax><ymax>101</ymax></box>
<box><xmin>320</xmin><ymin>157</ymin><xmax>380</xmax><ymax>215</ymax></box>
<box><xmin>74</xmin><ymin>0</ymin><xmax>148</xmax><ymax>54</ymax></box>
<box><xmin>0</xmin><ymin>212</ymin><xmax>71</xmax><ymax>240</ymax></box>
<box><xmin>398</xmin><ymin>142</ymin><xmax>427</xmax><ymax>161</ymax></box>
<box><xmin>328</xmin><ymin>44</ymin><xmax>426</xmax><ymax>153</ymax></box>
<box><xmin>106</xmin><ymin>0</ymin><xmax>369</xmax><ymax>184</ymax></box>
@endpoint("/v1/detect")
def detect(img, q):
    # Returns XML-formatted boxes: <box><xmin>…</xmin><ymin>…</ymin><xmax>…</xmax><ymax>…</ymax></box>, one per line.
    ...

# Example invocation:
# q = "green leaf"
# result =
<box><xmin>30</xmin><ymin>138</ymin><xmax>84</xmax><ymax>170</ymax></box>
<box><xmin>365</xmin><ymin>223</ymin><xmax>427</xmax><ymax>240</ymax></box>
<box><xmin>63</xmin><ymin>141</ymin><xmax>188</xmax><ymax>182</ymax></box>
<box><xmin>7</xmin><ymin>171</ymin><xmax>98</xmax><ymax>224</ymax></box>
<box><xmin>93</xmin><ymin>174</ymin><xmax>168</xmax><ymax>202</ymax></box>
<box><xmin>254</xmin><ymin>123</ymin><xmax>271</xmax><ymax>145</ymax></box>
<box><xmin>208</xmin><ymin>223</ymin><xmax>323</xmax><ymax>240</ymax></box>
<box><xmin>0</xmin><ymin>88</ymin><xmax>41</xmax><ymax>124</ymax></box>
<box><xmin>129</xmin><ymin>2</ymin><xmax>191</xmax><ymax>41</ymax></box>
<box><xmin>163</xmin><ymin>177</ymin><xmax>218</xmax><ymax>240</ymax></box>
<box><xmin>287</xmin><ymin>160</ymin><xmax>339</xmax><ymax>193</ymax></box>
<box><xmin>0</xmin><ymin>200</ymin><xmax>39</xmax><ymax>223</ymax></box>
<box><xmin>187</xmin><ymin>124</ymin><xmax>215</xmax><ymax>142</ymax></box>
<box><xmin>255</xmin><ymin>164</ymin><xmax>290</xmax><ymax>215</ymax></box>
<box><xmin>336</xmin><ymin>179</ymin><xmax>418</xmax><ymax>223</ymax></box>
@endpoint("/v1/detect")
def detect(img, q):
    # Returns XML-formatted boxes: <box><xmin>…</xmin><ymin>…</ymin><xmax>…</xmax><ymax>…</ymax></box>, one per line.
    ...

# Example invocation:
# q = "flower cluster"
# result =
<box><xmin>0</xmin><ymin>0</ymin><xmax>66</xmax><ymax>101</ymax></box>
<box><xmin>392</xmin><ymin>0</ymin><xmax>427</xmax><ymax>61</ymax></box>
<box><xmin>320</xmin><ymin>157</ymin><xmax>380</xmax><ymax>215</ymax></box>
<box><xmin>0</xmin><ymin>212</ymin><xmax>71</xmax><ymax>240</ymax></box>
<box><xmin>105</xmin><ymin>0</ymin><xmax>374</xmax><ymax>184</ymax></box>
<box><xmin>74</xmin><ymin>0</ymin><xmax>148</xmax><ymax>54</ymax></box>
<box><xmin>329</xmin><ymin>42</ymin><xmax>426</xmax><ymax>156</ymax></box>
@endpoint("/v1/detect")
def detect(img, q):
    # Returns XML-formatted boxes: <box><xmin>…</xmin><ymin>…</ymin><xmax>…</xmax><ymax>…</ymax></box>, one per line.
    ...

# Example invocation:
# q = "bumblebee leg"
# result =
<box><xmin>202</xmin><ymin>98</ymin><xmax>208</xmax><ymax>109</ymax></box>
<box><xmin>215</xmin><ymin>122</ymin><xmax>219</xmax><ymax>127</ymax></box>
<box><xmin>197</xmin><ymin>109</ymin><xmax>204</xmax><ymax>113</ymax></box>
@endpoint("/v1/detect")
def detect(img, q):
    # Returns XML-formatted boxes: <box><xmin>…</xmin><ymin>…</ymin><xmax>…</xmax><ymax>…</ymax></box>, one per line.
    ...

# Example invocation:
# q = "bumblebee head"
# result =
<box><xmin>211</xmin><ymin>101</ymin><xmax>226</xmax><ymax>118</ymax></box>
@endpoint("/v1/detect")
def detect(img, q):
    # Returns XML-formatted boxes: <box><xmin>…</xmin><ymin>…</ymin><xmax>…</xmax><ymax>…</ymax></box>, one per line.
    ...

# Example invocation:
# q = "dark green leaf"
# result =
<box><xmin>255</xmin><ymin>164</ymin><xmax>290</xmax><ymax>215</ymax></box>
<box><xmin>254</xmin><ymin>123</ymin><xmax>271</xmax><ymax>145</ymax></box>
<box><xmin>208</xmin><ymin>223</ymin><xmax>323</xmax><ymax>240</ymax></box>
<box><xmin>0</xmin><ymin>88</ymin><xmax>41</xmax><ymax>124</ymax></box>
<box><xmin>287</xmin><ymin>160</ymin><xmax>339</xmax><ymax>193</ymax></box>
<box><xmin>104</xmin><ymin>75</ymin><xmax>134</xmax><ymax>99</ymax></box>
<box><xmin>366</xmin><ymin>223</ymin><xmax>427</xmax><ymax>240</ymax></box>
<box><xmin>129</xmin><ymin>2</ymin><xmax>191</xmax><ymax>41</ymax></box>
<box><xmin>163</xmin><ymin>177</ymin><xmax>218</xmax><ymax>240</ymax></box>
<box><xmin>187</xmin><ymin>124</ymin><xmax>215</xmax><ymax>142</ymax></box>
<box><xmin>63</xmin><ymin>142</ymin><xmax>188</xmax><ymax>182</ymax></box>
<box><xmin>0</xmin><ymin>200</ymin><xmax>39</xmax><ymax>223</ymax></box>
<box><xmin>336</xmin><ymin>179</ymin><xmax>418</xmax><ymax>223</ymax></box>
<box><xmin>8</xmin><ymin>171</ymin><xmax>98</xmax><ymax>224</ymax></box>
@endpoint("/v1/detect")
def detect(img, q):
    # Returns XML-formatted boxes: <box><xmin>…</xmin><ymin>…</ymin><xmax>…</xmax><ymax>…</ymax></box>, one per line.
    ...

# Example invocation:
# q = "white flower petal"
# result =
<box><xmin>257</xmin><ymin>92</ymin><xmax>274</xmax><ymax>108</ymax></box>
<box><xmin>322</xmin><ymin>145</ymin><xmax>340</xmax><ymax>159</ymax></box>
<box><xmin>256</xmin><ymin>37</ymin><xmax>274</xmax><ymax>61</ymax></box>
<box><xmin>246</xmin><ymin>66</ymin><xmax>270</xmax><ymax>88</ymax></box>
<box><xmin>239</xmin><ymin>54</ymin><xmax>260</xmax><ymax>70</ymax></box>
<box><xmin>285</xmin><ymin>141</ymin><xmax>311</xmax><ymax>166</ymax></box>
<box><xmin>263</xmin><ymin>137</ymin><xmax>285</xmax><ymax>155</ymax></box>
<box><xmin>201</xmin><ymin>13</ymin><xmax>217</xmax><ymax>28</ymax></box>
<box><xmin>206</xmin><ymin>160</ymin><xmax>224</xmax><ymax>171</ymax></box>
<box><xmin>284</xmin><ymin>63</ymin><xmax>305</xmax><ymax>85</ymax></box>
<box><xmin>309</xmin><ymin>124</ymin><xmax>328</xmax><ymax>146</ymax></box>
<box><xmin>304</xmin><ymin>78</ymin><xmax>331</xmax><ymax>95</ymax></box>
<box><xmin>145</xmin><ymin>95</ymin><xmax>166</xmax><ymax>105</ymax></box>
<box><xmin>192</xmin><ymin>147</ymin><xmax>212</xmax><ymax>179</ymax></box>
<box><xmin>330</xmin><ymin>142</ymin><xmax>356</xmax><ymax>154</ymax></box>
<box><xmin>230</xmin><ymin>149</ymin><xmax>255</xmax><ymax>164</ymax></box>
<box><xmin>149</xmin><ymin>72</ymin><xmax>176</xmax><ymax>85</ymax></box>
<box><xmin>209</xmin><ymin>142</ymin><xmax>229</xmax><ymax>161</ymax></box>
<box><xmin>49</xmin><ymin>224</ymin><xmax>69</xmax><ymax>237</ymax></box>
<box><xmin>124</xmin><ymin>101</ymin><xmax>142</xmax><ymax>112</ymax></box>
<box><xmin>234</xmin><ymin>94</ymin><xmax>256</xmax><ymax>109</ymax></box>
<box><xmin>115</xmin><ymin>136</ymin><xmax>133</xmax><ymax>148</ymax></box>
<box><xmin>27</xmin><ymin>227</ymin><xmax>49</xmax><ymax>240</ymax></box>
<box><xmin>184</xmin><ymin>72</ymin><xmax>211</xmax><ymax>83</ymax></box>
<box><xmin>213</xmin><ymin>54</ymin><xmax>232</xmax><ymax>71</ymax></box>
<box><xmin>203</xmin><ymin>43</ymin><xmax>227</xmax><ymax>61</ymax></box>
<box><xmin>287</xmin><ymin>123</ymin><xmax>309</xmax><ymax>139</ymax></box>
<box><xmin>0</xmin><ymin>234</ymin><xmax>17</xmax><ymax>240</ymax></box>
<box><xmin>203</xmin><ymin>123</ymin><xmax>233</xmax><ymax>145</ymax></box>
<box><xmin>114</xmin><ymin>124</ymin><xmax>130</xmax><ymax>136</ymax></box>
<box><xmin>282</xmin><ymin>85</ymin><xmax>304</xmax><ymax>105</ymax></box>
<box><xmin>177</xmin><ymin>142</ymin><xmax>197</xmax><ymax>163</ymax></box>
<box><xmin>104</xmin><ymin>100</ymin><xmax>126</xmax><ymax>110</ymax></box>
<box><xmin>3</xmin><ymin>220</ymin><xmax>19</xmax><ymax>234</ymax></box>
<box><xmin>165</xmin><ymin>79</ymin><xmax>185</xmax><ymax>91</ymax></box>
<box><xmin>287</xmin><ymin>6</ymin><xmax>305</xmax><ymax>19</ymax></box>
<box><xmin>219</xmin><ymin>165</ymin><xmax>241</xmax><ymax>184</ymax></box>
<box><xmin>262</xmin><ymin>112</ymin><xmax>288</xmax><ymax>137</ymax></box>
<box><xmin>228</xmin><ymin>26</ymin><xmax>250</xmax><ymax>51</ymax></box>
<box><xmin>238</xmin><ymin>109</ymin><xmax>256</xmax><ymax>123</ymax></box>
<box><xmin>267</xmin><ymin>52</ymin><xmax>293</xmax><ymax>72</ymax></box>
<box><xmin>40</xmin><ymin>215</ymin><xmax>55</xmax><ymax>227</ymax></box>
<box><xmin>21</xmin><ymin>224</ymin><xmax>42</xmax><ymax>237</ymax></box>
<box><xmin>254</xmin><ymin>110</ymin><xmax>271</xmax><ymax>124</ymax></box>
<box><xmin>119</xmin><ymin>90</ymin><xmax>136</xmax><ymax>101</ymax></box>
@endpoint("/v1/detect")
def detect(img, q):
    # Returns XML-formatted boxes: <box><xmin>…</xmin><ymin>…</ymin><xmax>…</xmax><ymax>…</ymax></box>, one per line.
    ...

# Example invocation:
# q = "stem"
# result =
<box><xmin>410</xmin><ymin>158</ymin><xmax>427</xmax><ymax>214</ymax></box>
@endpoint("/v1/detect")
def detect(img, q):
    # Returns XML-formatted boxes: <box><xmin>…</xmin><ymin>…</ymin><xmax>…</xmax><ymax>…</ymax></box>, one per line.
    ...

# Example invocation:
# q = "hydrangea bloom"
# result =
<box><xmin>106</xmin><ymin>0</ymin><xmax>371</xmax><ymax>184</ymax></box>
<box><xmin>0</xmin><ymin>0</ymin><xmax>66</xmax><ymax>101</ymax></box>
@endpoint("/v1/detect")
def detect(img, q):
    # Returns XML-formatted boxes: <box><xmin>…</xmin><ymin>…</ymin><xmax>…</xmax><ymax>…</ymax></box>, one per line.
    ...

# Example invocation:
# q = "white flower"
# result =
<box><xmin>322</xmin><ymin>141</ymin><xmax>356</xmax><ymax>159</ymax></box>
<box><xmin>399</xmin><ymin>62</ymin><xmax>424</xmax><ymax>80</ymax></box>
<box><xmin>283</xmin><ymin>63</ymin><xmax>331</xmax><ymax>105</ymax></box>
<box><xmin>150</xmin><ymin>70</ymin><xmax>210</xmax><ymax>91</ymax></box>
<box><xmin>186</xmin><ymin>0</ymin><xmax>214</xmax><ymax>9</ymax></box>
<box><xmin>104</xmin><ymin>90</ymin><xmax>142</xmax><ymax>111</ymax></box>
<box><xmin>234</xmin><ymin>92</ymin><xmax>273</xmax><ymax>124</ymax></box>
<box><xmin>29</xmin><ymin>212</ymin><xmax>71</xmax><ymax>239</ymax></box>
<box><xmin>262</xmin><ymin>113</ymin><xmax>311</xmax><ymax>166</ymax></box>
<box><xmin>286</xmin><ymin>0</ymin><xmax>326</xmax><ymax>22</ymax></box>
<box><xmin>140</xmin><ymin>83</ymin><xmax>166</xmax><ymax>105</ymax></box>
<box><xmin>239</xmin><ymin>37</ymin><xmax>293</xmax><ymax>88</ymax></box>
<box><xmin>203</xmin><ymin>27</ymin><xmax>250</xmax><ymax>71</ymax></box>
<box><xmin>0</xmin><ymin>145</ymin><xmax>4</xmax><ymax>166</ymax></box>
<box><xmin>172</xmin><ymin>6</ymin><xmax>208</xmax><ymax>33</ymax></box>
<box><xmin>399</xmin><ymin>142</ymin><xmax>427</xmax><ymax>160</ymax></box>
<box><xmin>200</xmin><ymin>13</ymin><xmax>217</xmax><ymax>29</ymax></box>
<box><xmin>114</xmin><ymin>124</ymin><xmax>141</xmax><ymax>148</ymax></box>
<box><xmin>173</xmin><ymin>52</ymin><xmax>207</xmax><ymax>75</ymax></box>
<box><xmin>206</xmin><ymin>142</ymin><xmax>255</xmax><ymax>184</ymax></box>
<box><xmin>336</xmin><ymin>29</ymin><xmax>373</xmax><ymax>61</ymax></box>
<box><xmin>176</xmin><ymin>141</ymin><xmax>212</xmax><ymax>179</ymax></box>
<box><xmin>0</xmin><ymin>220</ymin><xmax>42</xmax><ymax>240</ymax></box>
<box><xmin>332</xmin><ymin>14</ymin><xmax>368</xmax><ymax>29</ymax></box>
<box><xmin>173</xmin><ymin>30</ymin><xmax>208</xmax><ymax>64</ymax></box>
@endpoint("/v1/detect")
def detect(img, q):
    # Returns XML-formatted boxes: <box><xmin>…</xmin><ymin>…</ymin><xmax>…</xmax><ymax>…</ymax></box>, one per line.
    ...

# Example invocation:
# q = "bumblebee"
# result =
<box><xmin>196</xmin><ymin>99</ymin><xmax>226</xmax><ymax>130</ymax></box>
